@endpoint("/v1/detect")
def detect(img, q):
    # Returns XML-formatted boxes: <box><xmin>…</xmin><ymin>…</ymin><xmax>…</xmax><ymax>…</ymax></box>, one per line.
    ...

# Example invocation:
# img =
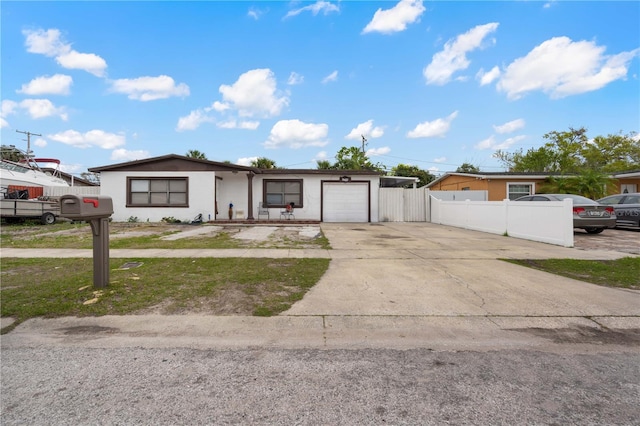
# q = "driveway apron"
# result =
<box><xmin>283</xmin><ymin>223</ymin><xmax>639</xmax><ymax>317</ymax></box>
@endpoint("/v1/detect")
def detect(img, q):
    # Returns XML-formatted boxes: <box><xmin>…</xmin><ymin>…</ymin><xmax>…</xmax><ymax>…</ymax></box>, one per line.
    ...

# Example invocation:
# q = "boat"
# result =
<box><xmin>1</xmin><ymin>148</ymin><xmax>69</xmax><ymax>198</ymax></box>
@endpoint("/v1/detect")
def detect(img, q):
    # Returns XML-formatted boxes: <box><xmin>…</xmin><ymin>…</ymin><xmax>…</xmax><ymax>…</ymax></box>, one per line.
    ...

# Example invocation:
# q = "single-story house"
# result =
<box><xmin>88</xmin><ymin>154</ymin><xmax>382</xmax><ymax>223</ymax></box>
<box><xmin>426</xmin><ymin>171</ymin><xmax>640</xmax><ymax>201</ymax></box>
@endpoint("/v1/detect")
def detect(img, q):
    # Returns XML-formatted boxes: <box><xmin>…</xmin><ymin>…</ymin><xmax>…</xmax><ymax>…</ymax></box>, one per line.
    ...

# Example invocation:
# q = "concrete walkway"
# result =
<box><xmin>2</xmin><ymin>222</ymin><xmax>638</xmax><ymax>351</ymax></box>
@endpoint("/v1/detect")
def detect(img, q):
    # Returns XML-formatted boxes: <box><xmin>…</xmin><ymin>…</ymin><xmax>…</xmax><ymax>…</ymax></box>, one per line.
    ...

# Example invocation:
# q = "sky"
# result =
<box><xmin>1</xmin><ymin>0</ymin><xmax>639</xmax><ymax>178</ymax></box>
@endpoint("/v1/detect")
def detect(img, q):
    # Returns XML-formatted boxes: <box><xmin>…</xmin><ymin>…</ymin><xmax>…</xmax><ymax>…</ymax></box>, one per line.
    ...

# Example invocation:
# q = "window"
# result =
<box><xmin>263</xmin><ymin>179</ymin><xmax>302</xmax><ymax>207</ymax></box>
<box><xmin>507</xmin><ymin>183</ymin><xmax>533</xmax><ymax>200</ymax></box>
<box><xmin>127</xmin><ymin>177</ymin><xmax>188</xmax><ymax>207</ymax></box>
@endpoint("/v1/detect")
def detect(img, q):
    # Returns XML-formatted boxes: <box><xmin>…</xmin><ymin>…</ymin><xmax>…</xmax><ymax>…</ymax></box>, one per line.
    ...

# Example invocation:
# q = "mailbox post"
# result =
<box><xmin>60</xmin><ymin>195</ymin><xmax>114</xmax><ymax>288</ymax></box>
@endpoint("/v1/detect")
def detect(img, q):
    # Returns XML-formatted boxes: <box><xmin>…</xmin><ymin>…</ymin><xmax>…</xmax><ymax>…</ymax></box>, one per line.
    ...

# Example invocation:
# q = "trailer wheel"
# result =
<box><xmin>41</xmin><ymin>212</ymin><xmax>56</xmax><ymax>225</ymax></box>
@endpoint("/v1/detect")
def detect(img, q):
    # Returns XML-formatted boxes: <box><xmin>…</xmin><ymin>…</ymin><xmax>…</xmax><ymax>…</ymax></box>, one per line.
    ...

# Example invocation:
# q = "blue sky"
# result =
<box><xmin>1</xmin><ymin>1</ymin><xmax>639</xmax><ymax>177</ymax></box>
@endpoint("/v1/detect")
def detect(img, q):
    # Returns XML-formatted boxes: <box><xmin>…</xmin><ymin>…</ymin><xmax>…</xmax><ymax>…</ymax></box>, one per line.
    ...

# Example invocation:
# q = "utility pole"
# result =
<box><xmin>16</xmin><ymin>130</ymin><xmax>42</xmax><ymax>159</ymax></box>
<box><xmin>361</xmin><ymin>134</ymin><xmax>367</xmax><ymax>155</ymax></box>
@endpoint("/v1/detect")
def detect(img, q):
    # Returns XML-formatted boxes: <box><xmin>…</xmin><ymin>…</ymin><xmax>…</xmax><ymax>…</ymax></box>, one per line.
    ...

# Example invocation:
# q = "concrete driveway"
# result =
<box><xmin>3</xmin><ymin>222</ymin><xmax>638</xmax><ymax>351</ymax></box>
<box><xmin>285</xmin><ymin>222</ymin><xmax>639</xmax><ymax>322</ymax></box>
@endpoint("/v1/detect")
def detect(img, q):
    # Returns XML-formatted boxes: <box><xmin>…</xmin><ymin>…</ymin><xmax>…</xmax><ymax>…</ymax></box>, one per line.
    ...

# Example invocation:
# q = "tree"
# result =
<box><xmin>494</xmin><ymin>127</ymin><xmax>639</xmax><ymax>173</ymax></box>
<box><xmin>455</xmin><ymin>162</ymin><xmax>480</xmax><ymax>173</ymax></box>
<box><xmin>251</xmin><ymin>157</ymin><xmax>278</xmax><ymax>169</ymax></box>
<box><xmin>316</xmin><ymin>159</ymin><xmax>334</xmax><ymax>170</ymax></box>
<box><xmin>80</xmin><ymin>172</ymin><xmax>100</xmax><ymax>184</ymax></box>
<box><xmin>538</xmin><ymin>170</ymin><xmax>616</xmax><ymax>199</ymax></box>
<box><xmin>332</xmin><ymin>146</ymin><xmax>385</xmax><ymax>171</ymax></box>
<box><xmin>185</xmin><ymin>149</ymin><xmax>207</xmax><ymax>160</ymax></box>
<box><xmin>389</xmin><ymin>164</ymin><xmax>434</xmax><ymax>187</ymax></box>
<box><xmin>1</xmin><ymin>145</ymin><xmax>25</xmax><ymax>162</ymax></box>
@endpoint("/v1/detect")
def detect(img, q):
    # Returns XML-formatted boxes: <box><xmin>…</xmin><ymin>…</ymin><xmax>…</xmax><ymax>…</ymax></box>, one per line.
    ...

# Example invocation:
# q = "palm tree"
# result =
<box><xmin>251</xmin><ymin>157</ymin><xmax>278</xmax><ymax>169</ymax></box>
<box><xmin>186</xmin><ymin>149</ymin><xmax>207</xmax><ymax>160</ymax></box>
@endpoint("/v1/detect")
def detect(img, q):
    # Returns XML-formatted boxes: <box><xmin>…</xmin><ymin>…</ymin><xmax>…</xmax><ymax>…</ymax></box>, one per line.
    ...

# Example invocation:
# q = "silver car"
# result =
<box><xmin>597</xmin><ymin>193</ymin><xmax>640</xmax><ymax>228</ymax></box>
<box><xmin>514</xmin><ymin>193</ymin><xmax>617</xmax><ymax>234</ymax></box>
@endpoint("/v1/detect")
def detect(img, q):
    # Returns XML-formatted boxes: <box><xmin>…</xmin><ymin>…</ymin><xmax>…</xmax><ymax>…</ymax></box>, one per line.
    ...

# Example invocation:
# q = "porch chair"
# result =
<box><xmin>257</xmin><ymin>202</ymin><xmax>269</xmax><ymax>220</ymax></box>
<box><xmin>280</xmin><ymin>203</ymin><xmax>295</xmax><ymax>220</ymax></box>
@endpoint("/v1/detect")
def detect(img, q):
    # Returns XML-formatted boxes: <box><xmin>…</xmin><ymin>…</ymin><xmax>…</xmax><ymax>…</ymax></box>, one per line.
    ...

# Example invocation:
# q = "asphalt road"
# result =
<box><xmin>2</xmin><ymin>347</ymin><xmax>639</xmax><ymax>425</ymax></box>
<box><xmin>1</xmin><ymin>223</ymin><xmax>638</xmax><ymax>425</ymax></box>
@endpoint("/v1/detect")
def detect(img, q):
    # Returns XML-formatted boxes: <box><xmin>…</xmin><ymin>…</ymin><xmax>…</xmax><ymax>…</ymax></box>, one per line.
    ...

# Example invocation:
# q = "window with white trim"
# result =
<box><xmin>507</xmin><ymin>183</ymin><xmax>533</xmax><ymax>200</ymax></box>
<box><xmin>127</xmin><ymin>177</ymin><xmax>188</xmax><ymax>207</ymax></box>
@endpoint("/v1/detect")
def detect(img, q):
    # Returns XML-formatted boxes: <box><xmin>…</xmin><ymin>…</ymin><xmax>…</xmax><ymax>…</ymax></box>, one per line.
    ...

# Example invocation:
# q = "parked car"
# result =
<box><xmin>597</xmin><ymin>193</ymin><xmax>640</xmax><ymax>228</ymax></box>
<box><xmin>514</xmin><ymin>193</ymin><xmax>617</xmax><ymax>234</ymax></box>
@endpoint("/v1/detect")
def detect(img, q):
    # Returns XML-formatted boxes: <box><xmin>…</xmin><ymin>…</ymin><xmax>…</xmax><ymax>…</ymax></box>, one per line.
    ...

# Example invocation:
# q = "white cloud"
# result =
<box><xmin>288</xmin><ymin>72</ymin><xmax>304</xmax><ymax>85</ymax></box>
<box><xmin>407</xmin><ymin>111</ymin><xmax>458</xmax><ymax>138</ymax></box>
<box><xmin>314</xmin><ymin>151</ymin><xmax>329</xmax><ymax>161</ymax></box>
<box><xmin>423</xmin><ymin>22</ymin><xmax>499</xmax><ymax>85</ymax></box>
<box><xmin>345</xmin><ymin>120</ymin><xmax>385</xmax><ymax>140</ymax></box>
<box><xmin>475</xmin><ymin>134</ymin><xmax>526</xmax><ymax>150</ymax></box>
<box><xmin>1</xmin><ymin>100</ymin><xmax>18</xmax><ymax>117</ymax></box>
<box><xmin>284</xmin><ymin>1</ymin><xmax>340</xmax><ymax>19</ymax></box>
<box><xmin>264</xmin><ymin>119</ymin><xmax>329</xmax><ymax>149</ymax></box>
<box><xmin>110</xmin><ymin>75</ymin><xmax>190</xmax><ymax>101</ymax></box>
<box><xmin>23</xmin><ymin>28</ymin><xmax>68</xmax><ymax>57</ymax></box>
<box><xmin>366</xmin><ymin>146</ymin><xmax>391</xmax><ymax>156</ymax></box>
<box><xmin>497</xmin><ymin>36</ymin><xmax>640</xmax><ymax>99</ymax></box>
<box><xmin>217</xmin><ymin>120</ymin><xmax>260</xmax><ymax>130</ymax></box>
<box><xmin>322</xmin><ymin>70</ymin><xmax>338</xmax><ymax>84</ymax></box>
<box><xmin>34</xmin><ymin>137</ymin><xmax>48</xmax><ymax>148</ymax></box>
<box><xmin>493</xmin><ymin>119</ymin><xmax>525</xmax><ymax>134</ymax></box>
<box><xmin>433</xmin><ymin>157</ymin><xmax>447</xmax><ymax>163</ymax></box>
<box><xmin>247</xmin><ymin>7</ymin><xmax>267</xmax><ymax>20</ymax></box>
<box><xmin>210</xmin><ymin>101</ymin><xmax>230</xmax><ymax>112</ymax></box>
<box><xmin>111</xmin><ymin>149</ymin><xmax>150</xmax><ymax>162</ymax></box>
<box><xmin>19</xmin><ymin>99</ymin><xmax>68</xmax><ymax>121</ymax></box>
<box><xmin>362</xmin><ymin>0</ymin><xmax>425</xmax><ymax>35</ymax></box>
<box><xmin>23</xmin><ymin>28</ymin><xmax>107</xmax><ymax>77</ymax></box>
<box><xmin>476</xmin><ymin>66</ymin><xmax>501</xmax><ymax>86</ymax></box>
<box><xmin>0</xmin><ymin>100</ymin><xmax>17</xmax><ymax>128</ymax></box>
<box><xmin>48</xmin><ymin>129</ymin><xmax>126</xmax><ymax>149</ymax></box>
<box><xmin>56</xmin><ymin>51</ymin><xmax>107</xmax><ymax>77</ymax></box>
<box><xmin>18</xmin><ymin>74</ymin><xmax>73</xmax><ymax>95</ymax></box>
<box><xmin>236</xmin><ymin>156</ymin><xmax>258</xmax><ymax>166</ymax></box>
<box><xmin>219</xmin><ymin>68</ymin><xmax>289</xmax><ymax>117</ymax></box>
<box><xmin>176</xmin><ymin>110</ymin><xmax>215</xmax><ymax>132</ymax></box>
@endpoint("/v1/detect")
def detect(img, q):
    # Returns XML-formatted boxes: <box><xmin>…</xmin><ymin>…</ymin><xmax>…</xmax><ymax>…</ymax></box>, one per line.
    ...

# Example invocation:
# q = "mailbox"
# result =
<box><xmin>60</xmin><ymin>195</ymin><xmax>113</xmax><ymax>220</ymax></box>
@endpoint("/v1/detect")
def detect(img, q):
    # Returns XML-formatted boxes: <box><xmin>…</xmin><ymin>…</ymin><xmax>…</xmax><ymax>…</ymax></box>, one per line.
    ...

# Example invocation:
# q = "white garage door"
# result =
<box><xmin>322</xmin><ymin>182</ymin><xmax>370</xmax><ymax>222</ymax></box>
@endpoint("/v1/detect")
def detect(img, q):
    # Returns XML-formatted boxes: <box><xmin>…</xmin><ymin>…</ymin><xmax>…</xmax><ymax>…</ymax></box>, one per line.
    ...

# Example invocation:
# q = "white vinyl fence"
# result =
<box><xmin>44</xmin><ymin>186</ymin><xmax>101</xmax><ymax>197</ymax></box>
<box><xmin>379</xmin><ymin>188</ymin><xmax>427</xmax><ymax>222</ymax></box>
<box><xmin>430</xmin><ymin>196</ymin><xmax>574</xmax><ymax>247</ymax></box>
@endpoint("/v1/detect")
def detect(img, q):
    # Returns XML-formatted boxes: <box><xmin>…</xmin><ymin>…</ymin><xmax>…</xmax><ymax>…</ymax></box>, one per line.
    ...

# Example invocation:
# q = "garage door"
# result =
<box><xmin>322</xmin><ymin>182</ymin><xmax>370</xmax><ymax>222</ymax></box>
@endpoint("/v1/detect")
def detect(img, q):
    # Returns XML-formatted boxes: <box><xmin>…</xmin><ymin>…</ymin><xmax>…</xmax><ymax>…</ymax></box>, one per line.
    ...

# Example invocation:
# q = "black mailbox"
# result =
<box><xmin>60</xmin><ymin>195</ymin><xmax>113</xmax><ymax>220</ymax></box>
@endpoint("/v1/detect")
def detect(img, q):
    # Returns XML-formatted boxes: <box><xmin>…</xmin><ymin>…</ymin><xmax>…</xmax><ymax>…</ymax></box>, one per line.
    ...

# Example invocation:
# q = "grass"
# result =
<box><xmin>0</xmin><ymin>257</ymin><xmax>330</xmax><ymax>333</ymax></box>
<box><xmin>504</xmin><ymin>257</ymin><xmax>640</xmax><ymax>289</ymax></box>
<box><xmin>0</xmin><ymin>222</ymin><xmax>331</xmax><ymax>250</ymax></box>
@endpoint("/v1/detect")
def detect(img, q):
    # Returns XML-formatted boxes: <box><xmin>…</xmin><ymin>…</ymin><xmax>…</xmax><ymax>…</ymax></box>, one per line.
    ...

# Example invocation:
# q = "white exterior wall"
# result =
<box><xmin>251</xmin><ymin>174</ymin><xmax>380</xmax><ymax>222</ymax></box>
<box><xmin>99</xmin><ymin>171</ymin><xmax>217</xmax><ymax>222</ymax></box>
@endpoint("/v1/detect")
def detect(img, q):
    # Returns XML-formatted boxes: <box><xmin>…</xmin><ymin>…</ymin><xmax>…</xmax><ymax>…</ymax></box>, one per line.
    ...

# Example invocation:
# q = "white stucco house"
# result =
<box><xmin>88</xmin><ymin>154</ymin><xmax>382</xmax><ymax>223</ymax></box>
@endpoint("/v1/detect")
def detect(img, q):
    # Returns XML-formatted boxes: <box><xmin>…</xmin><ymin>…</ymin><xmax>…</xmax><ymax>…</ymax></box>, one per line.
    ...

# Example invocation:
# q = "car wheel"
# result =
<box><xmin>585</xmin><ymin>227</ymin><xmax>604</xmax><ymax>234</ymax></box>
<box><xmin>41</xmin><ymin>212</ymin><xmax>56</xmax><ymax>225</ymax></box>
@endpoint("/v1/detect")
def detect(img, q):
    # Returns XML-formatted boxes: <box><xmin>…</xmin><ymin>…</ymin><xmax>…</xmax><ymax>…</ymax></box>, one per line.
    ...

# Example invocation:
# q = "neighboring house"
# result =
<box><xmin>88</xmin><ymin>154</ymin><xmax>381</xmax><ymax>223</ymax></box>
<box><xmin>426</xmin><ymin>171</ymin><xmax>640</xmax><ymax>201</ymax></box>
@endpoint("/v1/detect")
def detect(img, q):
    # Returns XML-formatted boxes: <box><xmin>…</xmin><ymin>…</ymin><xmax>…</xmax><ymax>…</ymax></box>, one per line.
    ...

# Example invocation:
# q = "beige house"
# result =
<box><xmin>426</xmin><ymin>171</ymin><xmax>640</xmax><ymax>201</ymax></box>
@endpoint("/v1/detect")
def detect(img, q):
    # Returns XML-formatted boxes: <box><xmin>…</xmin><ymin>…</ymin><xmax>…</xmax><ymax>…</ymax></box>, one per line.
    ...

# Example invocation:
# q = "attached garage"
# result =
<box><xmin>322</xmin><ymin>181</ymin><xmax>370</xmax><ymax>222</ymax></box>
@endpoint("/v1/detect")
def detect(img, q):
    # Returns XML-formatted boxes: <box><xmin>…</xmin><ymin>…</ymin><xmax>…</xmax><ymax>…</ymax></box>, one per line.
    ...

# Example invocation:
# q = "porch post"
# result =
<box><xmin>246</xmin><ymin>172</ymin><xmax>255</xmax><ymax>220</ymax></box>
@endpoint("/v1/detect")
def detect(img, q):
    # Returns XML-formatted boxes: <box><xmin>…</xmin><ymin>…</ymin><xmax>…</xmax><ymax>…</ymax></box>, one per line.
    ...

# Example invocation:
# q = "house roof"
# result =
<box><xmin>426</xmin><ymin>172</ymin><xmax>559</xmax><ymax>188</ymax></box>
<box><xmin>88</xmin><ymin>154</ymin><xmax>258</xmax><ymax>173</ymax></box>
<box><xmin>426</xmin><ymin>170</ymin><xmax>640</xmax><ymax>188</ymax></box>
<box><xmin>259</xmin><ymin>168</ymin><xmax>382</xmax><ymax>176</ymax></box>
<box><xmin>88</xmin><ymin>154</ymin><xmax>383</xmax><ymax>176</ymax></box>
